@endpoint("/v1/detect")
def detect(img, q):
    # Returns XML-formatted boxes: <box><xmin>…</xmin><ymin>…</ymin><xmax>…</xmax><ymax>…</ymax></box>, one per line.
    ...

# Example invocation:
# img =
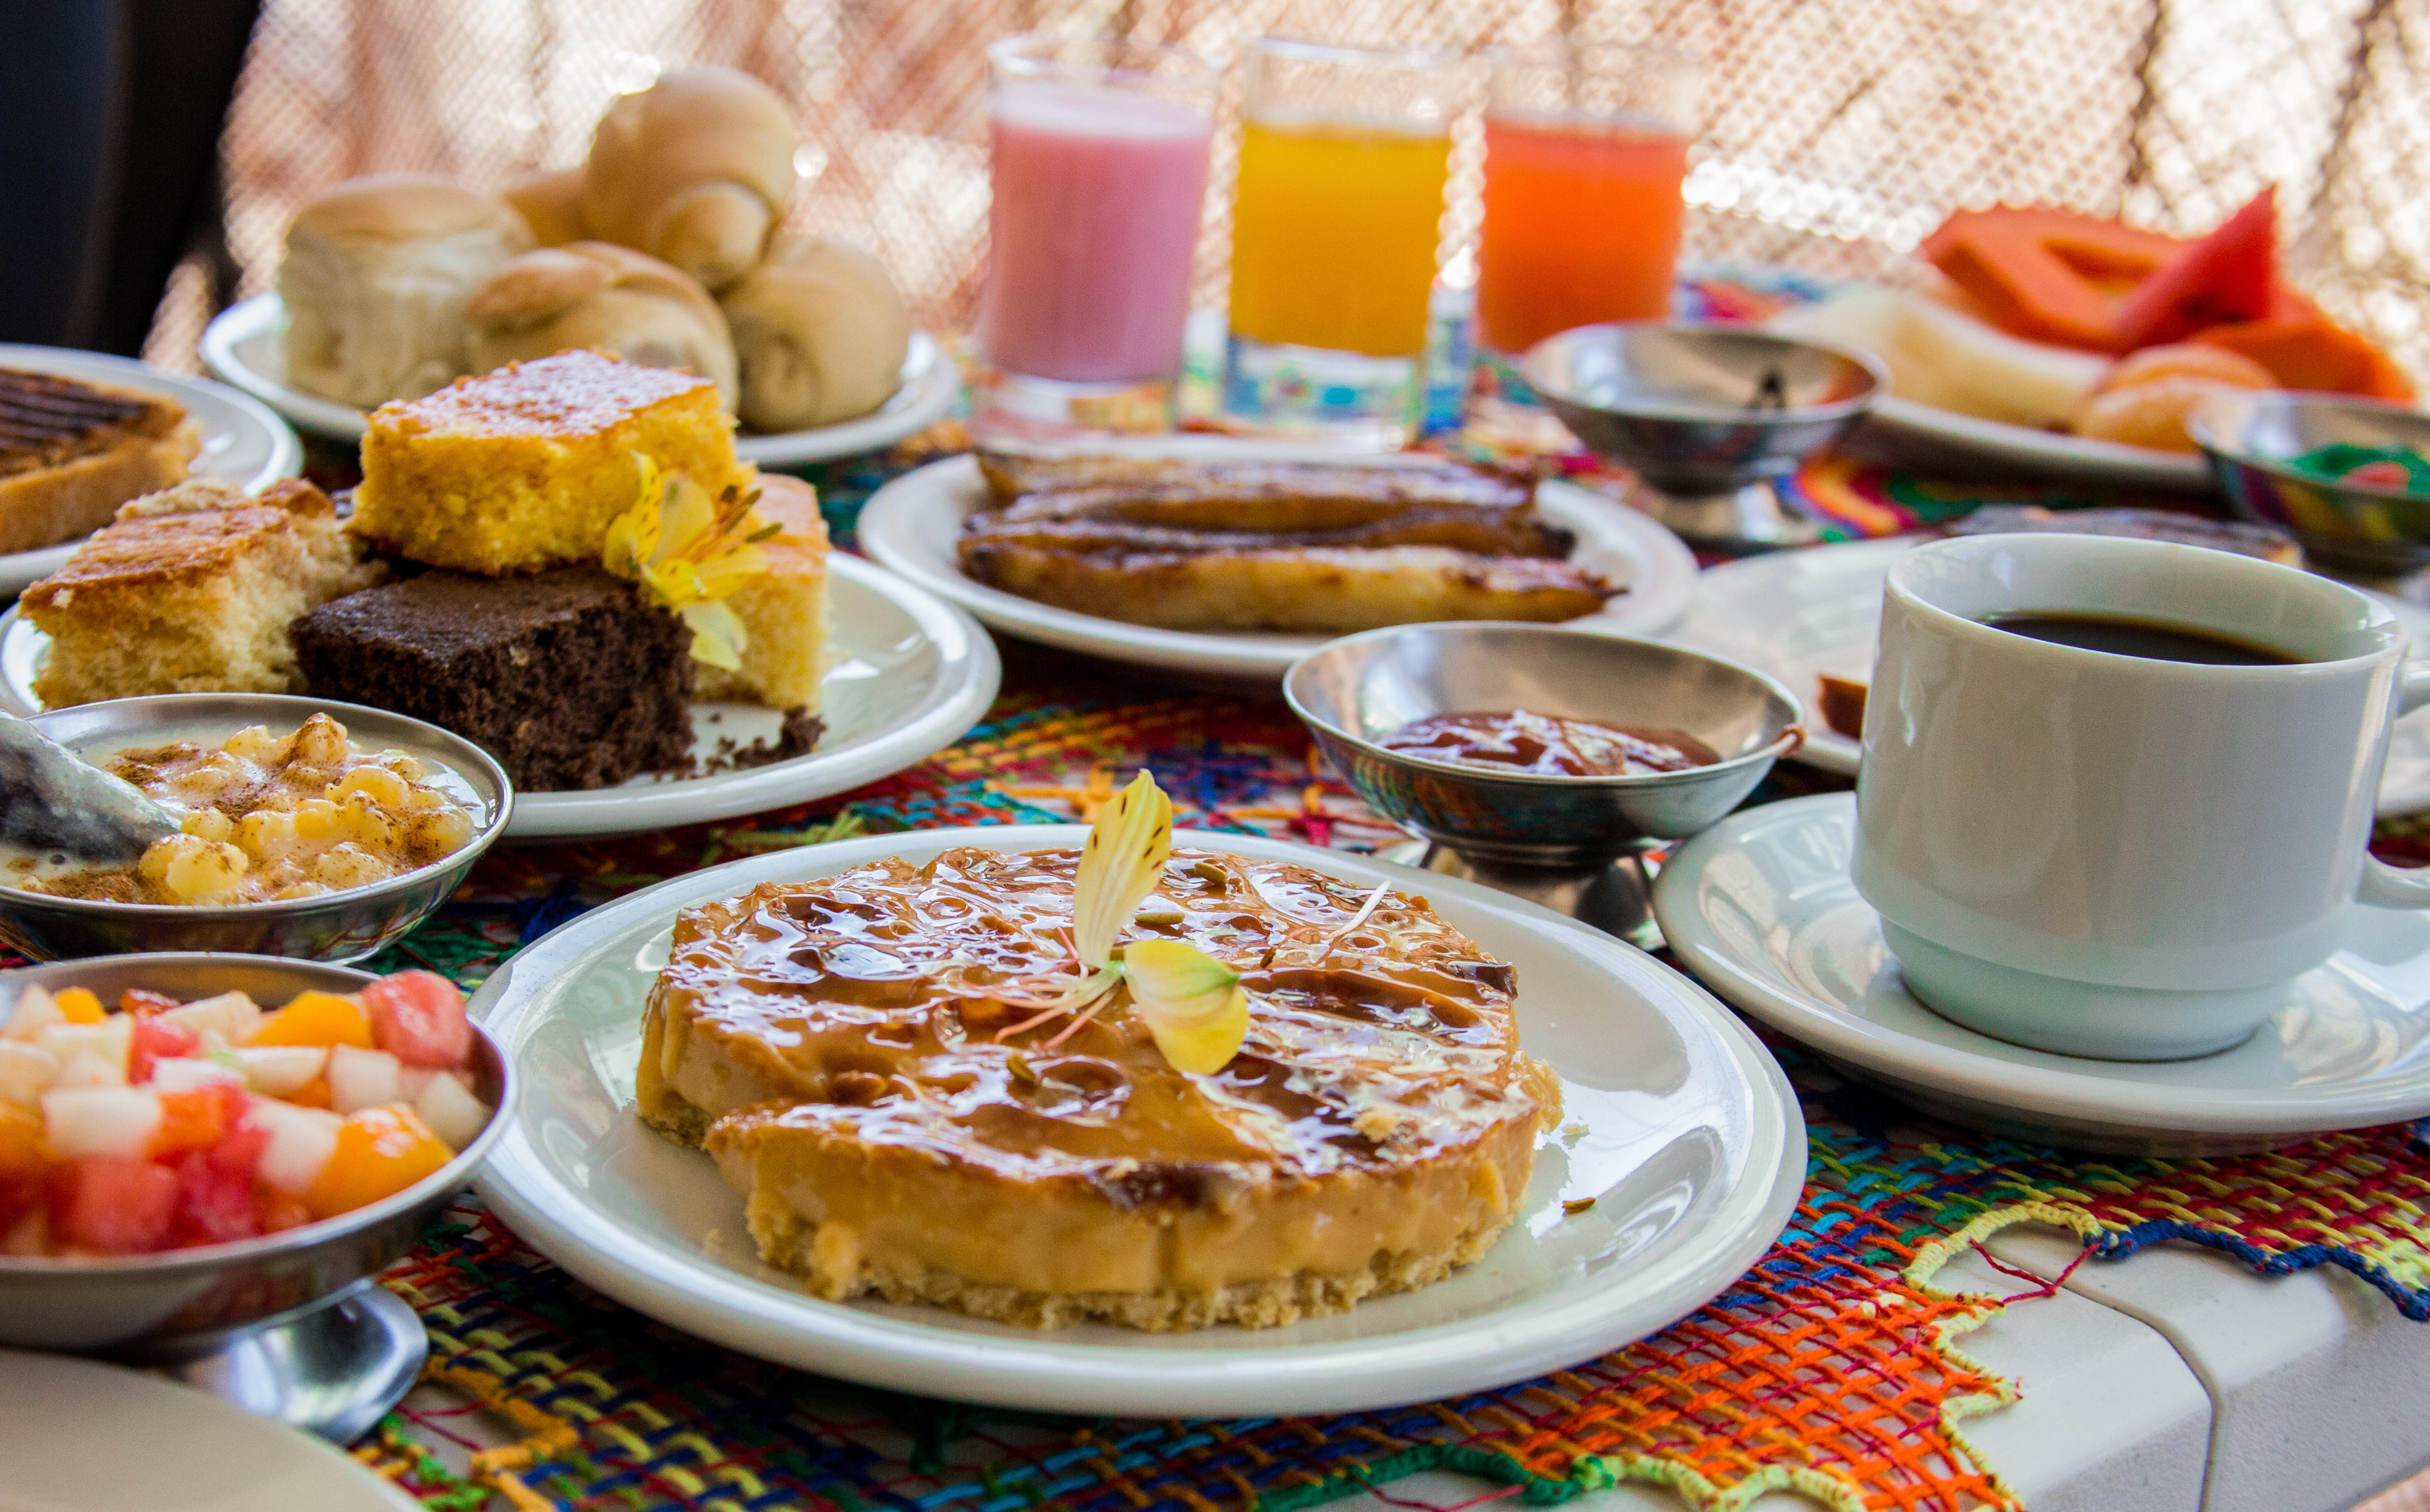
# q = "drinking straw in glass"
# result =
<box><xmin>977</xmin><ymin>34</ymin><xmax>1216</xmax><ymax>435</ymax></box>
<box><xmin>1476</xmin><ymin>39</ymin><xmax>1698</xmax><ymax>370</ymax></box>
<box><xmin>1222</xmin><ymin>38</ymin><xmax>1462</xmax><ymax>448</ymax></box>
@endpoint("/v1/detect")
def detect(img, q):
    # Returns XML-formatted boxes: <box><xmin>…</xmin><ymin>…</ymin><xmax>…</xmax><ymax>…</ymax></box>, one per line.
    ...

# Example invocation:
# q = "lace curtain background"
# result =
<box><xmin>156</xmin><ymin>0</ymin><xmax>2429</xmax><ymax>383</ymax></box>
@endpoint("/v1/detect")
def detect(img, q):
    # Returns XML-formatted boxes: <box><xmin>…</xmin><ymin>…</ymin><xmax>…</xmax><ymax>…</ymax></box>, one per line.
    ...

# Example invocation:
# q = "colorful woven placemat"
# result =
<box><xmin>254</xmin><ymin>412</ymin><xmax>2430</xmax><ymax>1510</ymax></box>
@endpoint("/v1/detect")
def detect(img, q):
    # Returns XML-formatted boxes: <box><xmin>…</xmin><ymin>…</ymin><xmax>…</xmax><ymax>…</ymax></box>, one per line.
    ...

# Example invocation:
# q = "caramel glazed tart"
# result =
<box><xmin>638</xmin><ymin>846</ymin><xmax>1561</xmax><ymax>1332</ymax></box>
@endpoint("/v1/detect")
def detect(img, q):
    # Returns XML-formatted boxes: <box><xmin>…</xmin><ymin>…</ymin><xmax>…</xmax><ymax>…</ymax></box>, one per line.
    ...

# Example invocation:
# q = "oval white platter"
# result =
<box><xmin>859</xmin><ymin>436</ymin><xmax>1702</xmax><ymax>684</ymax></box>
<box><xmin>1867</xmin><ymin>395</ymin><xmax>2212</xmax><ymax>489</ymax></box>
<box><xmin>1662</xmin><ymin>533</ymin><xmax>2430</xmax><ymax>815</ymax></box>
<box><xmin>468</xmin><ymin>823</ymin><xmax>1806</xmax><ymax>1417</ymax></box>
<box><xmin>200</xmin><ymin>293</ymin><xmax>960</xmax><ymax>467</ymax></box>
<box><xmin>0</xmin><ymin>343</ymin><xmax>303</xmax><ymax>597</ymax></box>
<box><xmin>0</xmin><ymin>555</ymin><xmax>999</xmax><ymax>841</ymax></box>
<box><xmin>1654</xmin><ymin>792</ymin><xmax>2430</xmax><ymax>1154</ymax></box>
<box><xmin>0</xmin><ymin>1349</ymin><xmax>419</xmax><ymax>1512</ymax></box>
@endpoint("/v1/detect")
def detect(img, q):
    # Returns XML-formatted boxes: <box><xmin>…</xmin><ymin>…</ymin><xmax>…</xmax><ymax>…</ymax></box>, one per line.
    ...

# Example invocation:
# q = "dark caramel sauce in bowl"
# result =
<box><xmin>1378</xmin><ymin>710</ymin><xmax>1722</xmax><ymax>778</ymax></box>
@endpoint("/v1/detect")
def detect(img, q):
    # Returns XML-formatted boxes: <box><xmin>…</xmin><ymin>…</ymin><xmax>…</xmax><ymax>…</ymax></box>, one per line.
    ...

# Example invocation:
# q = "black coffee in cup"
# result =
<box><xmin>1981</xmin><ymin>611</ymin><xmax>2300</xmax><ymax>667</ymax></box>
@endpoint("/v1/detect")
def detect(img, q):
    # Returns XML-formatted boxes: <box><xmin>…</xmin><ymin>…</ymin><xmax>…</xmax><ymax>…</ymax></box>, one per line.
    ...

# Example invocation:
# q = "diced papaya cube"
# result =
<box><xmin>304</xmin><ymin>1105</ymin><xmax>452</xmax><ymax>1220</ymax></box>
<box><xmin>149</xmin><ymin>1085</ymin><xmax>239</xmax><ymax>1158</ymax></box>
<box><xmin>0</xmin><ymin>1103</ymin><xmax>47</xmax><ymax>1180</ymax></box>
<box><xmin>118</xmin><ymin>989</ymin><xmax>182</xmax><ymax>1020</ymax></box>
<box><xmin>249</xmin><ymin>992</ymin><xmax>374</xmax><ymax>1051</ymax></box>
<box><xmin>286</xmin><ymin>1077</ymin><xmax>332</xmax><ymax>1109</ymax></box>
<box><xmin>52</xmin><ymin>989</ymin><xmax>104</xmax><ymax>1026</ymax></box>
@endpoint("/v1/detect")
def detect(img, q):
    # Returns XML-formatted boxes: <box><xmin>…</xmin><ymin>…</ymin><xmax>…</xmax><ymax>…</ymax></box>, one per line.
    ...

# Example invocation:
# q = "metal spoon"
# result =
<box><xmin>0</xmin><ymin>716</ymin><xmax>179</xmax><ymax>862</ymax></box>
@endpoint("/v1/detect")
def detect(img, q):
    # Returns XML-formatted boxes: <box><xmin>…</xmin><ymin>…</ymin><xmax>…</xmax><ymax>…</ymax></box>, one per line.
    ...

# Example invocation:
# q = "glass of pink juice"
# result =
<box><xmin>978</xmin><ymin>35</ymin><xmax>1215</xmax><ymax>434</ymax></box>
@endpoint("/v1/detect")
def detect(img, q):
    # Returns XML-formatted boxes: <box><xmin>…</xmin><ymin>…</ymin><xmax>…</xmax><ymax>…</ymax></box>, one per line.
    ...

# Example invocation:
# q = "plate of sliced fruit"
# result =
<box><xmin>1764</xmin><ymin>190</ymin><xmax>2417</xmax><ymax>487</ymax></box>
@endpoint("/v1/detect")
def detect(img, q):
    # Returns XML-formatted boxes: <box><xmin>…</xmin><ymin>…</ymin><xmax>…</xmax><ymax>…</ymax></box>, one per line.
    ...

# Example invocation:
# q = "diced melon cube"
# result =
<box><xmin>247</xmin><ymin>1097</ymin><xmax>343</xmax><ymax>1196</ymax></box>
<box><xmin>4</xmin><ymin>985</ymin><xmax>64</xmax><ymax>1041</ymax></box>
<box><xmin>0</xmin><ymin>1041</ymin><xmax>59</xmax><ymax>1108</ymax></box>
<box><xmin>148</xmin><ymin>1057</ymin><xmax>246</xmax><ymax>1094</ymax></box>
<box><xmin>230</xmin><ymin>1045</ymin><xmax>328</xmax><ymax>1097</ymax></box>
<box><xmin>159</xmin><ymin>991</ymin><xmax>262</xmax><ymax>1046</ymax></box>
<box><xmin>43</xmin><ymin>1085</ymin><xmax>162</xmax><ymax>1159</ymax></box>
<box><xmin>38</xmin><ymin>1017</ymin><xmax>132</xmax><ymax>1085</ymax></box>
<box><xmin>414</xmin><ymin>1071</ymin><xmax>491</xmax><ymax>1151</ymax></box>
<box><xmin>50</xmin><ymin>1053</ymin><xmax>126</xmax><ymax>1089</ymax></box>
<box><xmin>327</xmin><ymin>1045</ymin><xmax>404</xmax><ymax>1115</ymax></box>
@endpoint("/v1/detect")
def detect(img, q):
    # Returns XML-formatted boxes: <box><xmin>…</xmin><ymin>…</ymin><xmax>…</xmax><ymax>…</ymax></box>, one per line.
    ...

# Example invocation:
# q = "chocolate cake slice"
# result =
<box><xmin>293</xmin><ymin>567</ymin><xmax>694</xmax><ymax>791</ymax></box>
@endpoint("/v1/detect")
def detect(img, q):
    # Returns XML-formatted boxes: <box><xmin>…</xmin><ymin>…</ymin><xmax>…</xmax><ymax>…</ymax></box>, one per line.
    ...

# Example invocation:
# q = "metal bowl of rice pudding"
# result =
<box><xmin>0</xmin><ymin>693</ymin><xmax>511</xmax><ymax>962</ymax></box>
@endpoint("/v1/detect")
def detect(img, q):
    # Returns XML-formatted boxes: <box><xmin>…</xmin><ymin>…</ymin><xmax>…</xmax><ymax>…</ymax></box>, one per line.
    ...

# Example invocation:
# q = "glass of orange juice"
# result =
<box><xmin>1222</xmin><ymin>38</ymin><xmax>1463</xmax><ymax>447</ymax></box>
<box><xmin>1477</xmin><ymin>40</ymin><xmax>1699</xmax><ymax>362</ymax></box>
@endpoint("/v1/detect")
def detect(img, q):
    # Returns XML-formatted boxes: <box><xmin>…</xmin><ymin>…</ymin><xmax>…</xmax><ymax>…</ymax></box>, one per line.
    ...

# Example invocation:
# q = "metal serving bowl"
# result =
<box><xmin>0</xmin><ymin>694</ymin><xmax>511</xmax><ymax>963</ymax></box>
<box><xmin>2190</xmin><ymin>389</ymin><xmax>2430</xmax><ymax>575</ymax></box>
<box><xmin>1284</xmin><ymin>623</ymin><xmax>1803</xmax><ymax>868</ymax></box>
<box><xmin>0</xmin><ymin>954</ymin><xmax>511</xmax><ymax>1438</ymax></box>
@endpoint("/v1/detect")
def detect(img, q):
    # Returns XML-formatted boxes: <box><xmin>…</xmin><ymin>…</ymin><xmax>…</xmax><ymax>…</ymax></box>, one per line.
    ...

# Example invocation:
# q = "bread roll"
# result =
<box><xmin>503</xmin><ymin>167</ymin><xmax>588</xmax><ymax>247</ymax></box>
<box><xmin>278</xmin><ymin>174</ymin><xmax>534</xmax><ymax>408</ymax></box>
<box><xmin>721</xmin><ymin>235</ymin><xmax>910</xmax><ymax>431</ymax></box>
<box><xmin>466</xmin><ymin>241</ymin><xmax>738</xmax><ymax>409</ymax></box>
<box><xmin>582</xmin><ymin>66</ymin><xmax>797</xmax><ymax>293</ymax></box>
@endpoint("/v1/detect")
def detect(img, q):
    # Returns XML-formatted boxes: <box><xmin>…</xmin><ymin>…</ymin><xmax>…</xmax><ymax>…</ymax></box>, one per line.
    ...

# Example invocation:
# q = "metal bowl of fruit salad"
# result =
<box><xmin>0</xmin><ymin>953</ymin><xmax>508</xmax><ymax>1439</ymax></box>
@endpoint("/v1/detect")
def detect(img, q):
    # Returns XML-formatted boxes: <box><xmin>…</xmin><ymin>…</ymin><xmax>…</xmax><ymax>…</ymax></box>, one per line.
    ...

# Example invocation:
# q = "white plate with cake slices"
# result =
<box><xmin>0</xmin><ymin>554</ymin><xmax>1001</xmax><ymax>841</ymax></box>
<box><xmin>857</xmin><ymin>437</ymin><xmax>1702</xmax><ymax>685</ymax></box>
<box><xmin>1661</xmin><ymin>533</ymin><xmax>2430</xmax><ymax>814</ymax></box>
<box><xmin>200</xmin><ymin>293</ymin><xmax>960</xmax><ymax>466</ymax></box>
<box><xmin>0</xmin><ymin>344</ymin><xmax>303</xmax><ymax>598</ymax></box>
<box><xmin>467</xmin><ymin>823</ymin><xmax>1806</xmax><ymax>1417</ymax></box>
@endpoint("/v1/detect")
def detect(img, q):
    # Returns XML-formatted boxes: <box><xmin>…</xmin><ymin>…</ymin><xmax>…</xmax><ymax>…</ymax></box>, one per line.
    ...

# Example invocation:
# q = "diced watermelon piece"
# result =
<box><xmin>2111</xmin><ymin>187</ymin><xmax>2279</xmax><ymax>350</ymax></box>
<box><xmin>129</xmin><ymin>1018</ymin><xmax>202</xmax><ymax>1083</ymax></box>
<box><xmin>50</xmin><ymin>1156</ymin><xmax>178</xmax><ymax>1254</ymax></box>
<box><xmin>171</xmin><ymin>1124</ymin><xmax>269</xmax><ymax>1246</ymax></box>
<box><xmin>363</xmin><ymin>972</ymin><xmax>472</xmax><ymax>1070</ymax></box>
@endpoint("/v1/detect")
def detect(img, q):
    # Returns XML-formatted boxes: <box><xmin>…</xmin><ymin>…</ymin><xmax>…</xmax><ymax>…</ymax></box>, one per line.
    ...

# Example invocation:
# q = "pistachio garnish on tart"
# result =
<box><xmin>635</xmin><ymin>773</ymin><xmax>1558</xmax><ymax>1331</ymax></box>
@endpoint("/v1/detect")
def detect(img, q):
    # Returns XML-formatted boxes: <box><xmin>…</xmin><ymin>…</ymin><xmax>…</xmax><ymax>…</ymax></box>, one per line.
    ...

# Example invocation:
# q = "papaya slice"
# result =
<box><xmin>1922</xmin><ymin>207</ymin><xmax>2185</xmax><ymax>351</ymax></box>
<box><xmin>2109</xmin><ymin>188</ymin><xmax>2278</xmax><ymax>350</ymax></box>
<box><xmin>2194</xmin><ymin>315</ymin><xmax>2417</xmax><ymax>401</ymax></box>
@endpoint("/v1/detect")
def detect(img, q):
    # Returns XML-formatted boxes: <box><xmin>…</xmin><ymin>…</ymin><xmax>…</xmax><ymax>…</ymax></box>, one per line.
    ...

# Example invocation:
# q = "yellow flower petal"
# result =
<box><xmin>1124</xmin><ymin>937</ymin><xmax>1249</xmax><ymax>1074</ymax></box>
<box><xmin>681</xmin><ymin>601</ymin><xmax>747</xmax><ymax>668</ymax></box>
<box><xmin>1071</xmin><ymin>770</ymin><xmax>1171</xmax><ymax>969</ymax></box>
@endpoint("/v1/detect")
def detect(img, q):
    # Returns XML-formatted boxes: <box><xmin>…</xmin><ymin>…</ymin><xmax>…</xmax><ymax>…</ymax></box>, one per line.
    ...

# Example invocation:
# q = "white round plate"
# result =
<box><xmin>1868</xmin><ymin>395</ymin><xmax>2211</xmax><ymax>488</ymax></box>
<box><xmin>0</xmin><ymin>1348</ymin><xmax>419</xmax><ymax>1512</ymax></box>
<box><xmin>1663</xmin><ymin>534</ymin><xmax>2430</xmax><ymax>815</ymax></box>
<box><xmin>0</xmin><ymin>555</ymin><xmax>999</xmax><ymax>840</ymax></box>
<box><xmin>469</xmin><ymin>823</ymin><xmax>1805</xmax><ymax>1417</ymax></box>
<box><xmin>858</xmin><ymin>438</ymin><xmax>1701</xmax><ymax>684</ymax></box>
<box><xmin>1654</xmin><ymin>792</ymin><xmax>2430</xmax><ymax>1154</ymax></box>
<box><xmin>0</xmin><ymin>344</ymin><xmax>303</xmax><ymax>597</ymax></box>
<box><xmin>200</xmin><ymin>293</ymin><xmax>960</xmax><ymax>466</ymax></box>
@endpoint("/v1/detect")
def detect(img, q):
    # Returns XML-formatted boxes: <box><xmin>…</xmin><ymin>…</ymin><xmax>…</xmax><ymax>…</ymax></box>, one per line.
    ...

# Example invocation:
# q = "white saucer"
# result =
<box><xmin>470</xmin><ymin>823</ymin><xmax>1805</xmax><ymax>1416</ymax></box>
<box><xmin>1652</xmin><ymin>792</ymin><xmax>2430</xmax><ymax>1154</ymax></box>
<box><xmin>858</xmin><ymin>437</ymin><xmax>1701</xmax><ymax>684</ymax></box>
<box><xmin>0</xmin><ymin>344</ymin><xmax>304</xmax><ymax>597</ymax></box>
<box><xmin>0</xmin><ymin>1349</ymin><xmax>419</xmax><ymax>1511</ymax></box>
<box><xmin>1662</xmin><ymin>534</ymin><xmax>2430</xmax><ymax>815</ymax></box>
<box><xmin>200</xmin><ymin>293</ymin><xmax>960</xmax><ymax>466</ymax></box>
<box><xmin>0</xmin><ymin>555</ymin><xmax>999</xmax><ymax>841</ymax></box>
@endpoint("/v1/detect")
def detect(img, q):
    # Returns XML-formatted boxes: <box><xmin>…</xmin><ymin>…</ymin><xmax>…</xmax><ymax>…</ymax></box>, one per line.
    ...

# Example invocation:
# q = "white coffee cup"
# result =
<box><xmin>1852</xmin><ymin>533</ymin><xmax>2430</xmax><ymax>1060</ymax></box>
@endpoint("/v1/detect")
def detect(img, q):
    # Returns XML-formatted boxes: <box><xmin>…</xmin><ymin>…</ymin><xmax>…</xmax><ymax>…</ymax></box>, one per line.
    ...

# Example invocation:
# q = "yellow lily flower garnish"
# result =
<box><xmin>603</xmin><ymin>454</ymin><xmax>776</xmax><ymax>670</ymax></box>
<box><xmin>979</xmin><ymin>771</ymin><xmax>1249</xmax><ymax>1075</ymax></box>
<box><xmin>1123</xmin><ymin>938</ymin><xmax>1250</xmax><ymax>1075</ymax></box>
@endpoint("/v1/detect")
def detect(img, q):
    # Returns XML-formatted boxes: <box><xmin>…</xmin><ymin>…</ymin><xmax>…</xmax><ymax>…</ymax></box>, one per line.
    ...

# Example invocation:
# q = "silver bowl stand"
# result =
<box><xmin>128</xmin><ymin>1278</ymin><xmax>426</xmax><ymax>1444</ymax></box>
<box><xmin>1376</xmin><ymin>839</ymin><xmax>1666</xmax><ymax>949</ymax></box>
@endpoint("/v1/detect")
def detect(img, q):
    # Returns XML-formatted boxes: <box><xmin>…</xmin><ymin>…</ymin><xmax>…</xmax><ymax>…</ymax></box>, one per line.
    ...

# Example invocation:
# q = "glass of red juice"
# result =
<box><xmin>1477</xmin><ymin>40</ymin><xmax>1699</xmax><ymax>364</ymax></box>
<box><xmin>978</xmin><ymin>34</ymin><xmax>1216</xmax><ymax>436</ymax></box>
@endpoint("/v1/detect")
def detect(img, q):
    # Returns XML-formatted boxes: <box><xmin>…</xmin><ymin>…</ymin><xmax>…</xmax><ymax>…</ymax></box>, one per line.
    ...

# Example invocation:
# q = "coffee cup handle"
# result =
<box><xmin>2358</xmin><ymin>665</ymin><xmax>2430</xmax><ymax>908</ymax></box>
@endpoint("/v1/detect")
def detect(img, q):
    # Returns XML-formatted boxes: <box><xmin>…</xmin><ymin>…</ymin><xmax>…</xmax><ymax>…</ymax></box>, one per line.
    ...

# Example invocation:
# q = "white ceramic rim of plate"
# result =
<box><xmin>0</xmin><ymin>344</ymin><xmax>304</xmax><ymax>595</ymax></box>
<box><xmin>1653</xmin><ymin>791</ymin><xmax>2430</xmax><ymax>1136</ymax></box>
<box><xmin>856</xmin><ymin>440</ymin><xmax>1701</xmax><ymax>681</ymax></box>
<box><xmin>0</xmin><ymin>555</ymin><xmax>1001</xmax><ymax>841</ymax></box>
<box><xmin>1869</xmin><ymin>395</ymin><xmax>2212</xmax><ymax>486</ymax></box>
<box><xmin>200</xmin><ymin>293</ymin><xmax>958</xmax><ymax>464</ymax></box>
<box><xmin>469</xmin><ymin>823</ymin><xmax>1807</xmax><ymax>1417</ymax></box>
<box><xmin>0</xmin><ymin>1348</ymin><xmax>422</xmax><ymax>1512</ymax></box>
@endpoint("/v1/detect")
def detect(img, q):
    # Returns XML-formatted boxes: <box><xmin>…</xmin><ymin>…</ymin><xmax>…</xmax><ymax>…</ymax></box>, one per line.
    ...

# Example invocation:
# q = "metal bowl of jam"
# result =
<box><xmin>0</xmin><ymin>694</ymin><xmax>511</xmax><ymax>963</ymax></box>
<box><xmin>2188</xmin><ymin>388</ymin><xmax>2430</xmax><ymax>576</ymax></box>
<box><xmin>1284</xmin><ymin>623</ymin><xmax>1803</xmax><ymax>868</ymax></box>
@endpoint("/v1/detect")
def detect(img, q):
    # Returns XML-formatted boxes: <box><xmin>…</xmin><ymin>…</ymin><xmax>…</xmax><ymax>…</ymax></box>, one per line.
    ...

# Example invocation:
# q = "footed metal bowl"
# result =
<box><xmin>2190</xmin><ymin>389</ymin><xmax>2430</xmax><ymax>576</ymax></box>
<box><xmin>0</xmin><ymin>953</ymin><xmax>512</xmax><ymax>1440</ymax></box>
<box><xmin>1284</xmin><ymin>623</ymin><xmax>1803</xmax><ymax>868</ymax></box>
<box><xmin>0</xmin><ymin>693</ymin><xmax>511</xmax><ymax>963</ymax></box>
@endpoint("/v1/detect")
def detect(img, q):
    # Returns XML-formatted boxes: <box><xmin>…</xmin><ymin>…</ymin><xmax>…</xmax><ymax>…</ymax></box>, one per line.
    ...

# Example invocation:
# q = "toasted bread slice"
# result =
<box><xmin>0</xmin><ymin>368</ymin><xmax>200</xmax><ymax>553</ymax></box>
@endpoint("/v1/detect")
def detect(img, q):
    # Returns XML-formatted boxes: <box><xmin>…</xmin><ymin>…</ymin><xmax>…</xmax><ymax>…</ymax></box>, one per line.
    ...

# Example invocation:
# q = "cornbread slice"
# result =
<box><xmin>0</xmin><ymin>367</ymin><xmax>203</xmax><ymax>553</ymax></box>
<box><xmin>24</xmin><ymin>479</ymin><xmax>381</xmax><ymax>709</ymax></box>
<box><xmin>639</xmin><ymin>846</ymin><xmax>1559</xmax><ymax>1331</ymax></box>
<box><xmin>349</xmin><ymin>349</ymin><xmax>753</xmax><ymax>576</ymax></box>
<box><xmin>693</xmin><ymin>472</ymin><xmax>829</xmax><ymax>714</ymax></box>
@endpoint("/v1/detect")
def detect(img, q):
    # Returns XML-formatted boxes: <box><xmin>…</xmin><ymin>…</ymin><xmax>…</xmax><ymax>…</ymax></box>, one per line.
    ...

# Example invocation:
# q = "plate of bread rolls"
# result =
<box><xmin>202</xmin><ymin>65</ymin><xmax>955</xmax><ymax>466</ymax></box>
<box><xmin>0</xmin><ymin>344</ymin><xmax>301</xmax><ymax>597</ymax></box>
